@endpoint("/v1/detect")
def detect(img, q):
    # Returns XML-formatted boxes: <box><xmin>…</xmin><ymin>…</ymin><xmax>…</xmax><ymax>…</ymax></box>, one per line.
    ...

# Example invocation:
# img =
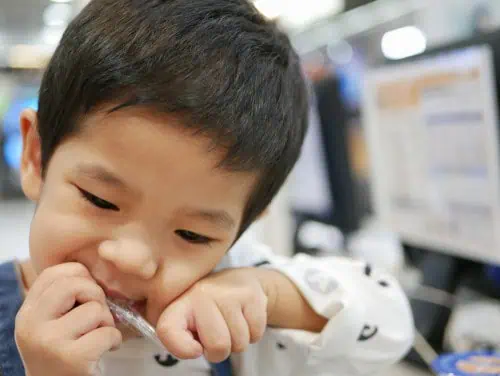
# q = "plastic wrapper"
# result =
<box><xmin>106</xmin><ymin>297</ymin><xmax>166</xmax><ymax>351</ymax></box>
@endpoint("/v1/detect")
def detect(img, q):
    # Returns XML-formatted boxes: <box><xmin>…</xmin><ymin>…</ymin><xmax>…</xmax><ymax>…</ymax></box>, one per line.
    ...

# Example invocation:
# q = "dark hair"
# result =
<box><xmin>38</xmin><ymin>0</ymin><xmax>309</xmax><ymax>234</ymax></box>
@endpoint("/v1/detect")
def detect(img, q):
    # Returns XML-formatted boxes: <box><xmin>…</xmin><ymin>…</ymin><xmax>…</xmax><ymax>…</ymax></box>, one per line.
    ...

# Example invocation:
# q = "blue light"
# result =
<box><xmin>3</xmin><ymin>132</ymin><xmax>22</xmax><ymax>170</ymax></box>
<box><xmin>1</xmin><ymin>95</ymin><xmax>37</xmax><ymax>171</ymax></box>
<box><xmin>3</xmin><ymin>97</ymin><xmax>38</xmax><ymax>133</ymax></box>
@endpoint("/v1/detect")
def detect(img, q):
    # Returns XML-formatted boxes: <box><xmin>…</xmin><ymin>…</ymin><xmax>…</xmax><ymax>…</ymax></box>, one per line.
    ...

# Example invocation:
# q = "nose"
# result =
<box><xmin>98</xmin><ymin>238</ymin><xmax>158</xmax><ymax>280</ymax></box>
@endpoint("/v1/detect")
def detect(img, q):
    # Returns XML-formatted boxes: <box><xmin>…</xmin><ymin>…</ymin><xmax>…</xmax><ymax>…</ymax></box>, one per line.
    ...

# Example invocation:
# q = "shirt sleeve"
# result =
<box><xmin>226</xmin><ymin>233</ymin><xmax>415</xmax><ymax>375</ymax></box>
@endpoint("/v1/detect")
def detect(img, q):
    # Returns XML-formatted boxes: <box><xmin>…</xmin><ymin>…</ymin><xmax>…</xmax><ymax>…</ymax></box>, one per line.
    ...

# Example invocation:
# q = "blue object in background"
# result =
<box><xmin>335</xmin><ymin>49</ymin><xmax>364</xmax><ymax>111</ymax></box>
<box><xmin>3</xmin><ymin>133</ymin><xmax>22</xmax><ymax>170</ymax></box>
<box><xmin>3</xmin><ymin>97</ymin><xmax>37</xmax><ymax>133</ymax></box>
<box><xmin>432</xmin><ymin>351</ymin><xmax>500</xmax><ymax>375</ymax></box>
<box><xmin>486</xmin><ymin>265</ymin><xmax>500</xmax><ymax>288</ymax></box>
<box><xmin>1</xmin><ymin>96</ymin><xmax>38</xmax><ymax>171</ymax></box>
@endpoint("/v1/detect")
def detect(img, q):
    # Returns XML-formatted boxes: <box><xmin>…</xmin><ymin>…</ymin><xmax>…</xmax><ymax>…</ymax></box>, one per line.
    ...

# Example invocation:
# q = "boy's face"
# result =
<box><xmin>19</xmin><ymin>106</ymin><xmax>258</xmax><ymax>330</ymax></box>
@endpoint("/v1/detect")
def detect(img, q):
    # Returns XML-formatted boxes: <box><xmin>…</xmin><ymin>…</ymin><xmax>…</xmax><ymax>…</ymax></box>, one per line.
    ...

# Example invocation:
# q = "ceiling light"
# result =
<box><xmin>381</xmin><ymin>26</ymin><xmax>426</xmax><ymax>60</ymax></box>
<box><xmin>50</xmin><ymin>0</ymin><xmax>73</xmax><ymax>3</ymax></box>
<box><xmin>42</xmin><ymin>26</ymin><xmax>65</xmax><ymax>46</ymax></box>
<box><xmin>284</xmin><ymin>0</ymin><xmax>344</xmax><ymax>29</ymax></box>
<box><xmin>43</xmin><ymin>3</ymin><xmax>73</xmax><ymax>27</ymax></box>
<box><xmin>254</xmin><ymin>0</ymin><xmax>344</xmax><ymax>29</ymax></box>
<box><xmin>253</xmin><ymin>0</ymin><xmax>285</xmax><ymax>20</ymax></box>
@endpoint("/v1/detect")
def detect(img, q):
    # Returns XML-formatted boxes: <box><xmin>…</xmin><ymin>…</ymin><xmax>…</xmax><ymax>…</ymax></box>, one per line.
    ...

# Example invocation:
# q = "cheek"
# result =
<box><xmin>28</xmin><ymin>201</ymin><xmax>106</xmax><ymax>273</ymax></box>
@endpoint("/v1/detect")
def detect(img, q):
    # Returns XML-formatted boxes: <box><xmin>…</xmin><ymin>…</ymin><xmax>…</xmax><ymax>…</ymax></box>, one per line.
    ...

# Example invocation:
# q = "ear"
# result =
<box><xmin>19</xmin><ymin>109</ymin><xmax>43</xmax><ymax>201</ymax></box>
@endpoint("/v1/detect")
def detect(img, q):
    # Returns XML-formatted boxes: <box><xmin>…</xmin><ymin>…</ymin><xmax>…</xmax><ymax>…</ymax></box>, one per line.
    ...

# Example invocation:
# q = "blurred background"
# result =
<box><xmin>2</xmin><ymin>0</ymin><xmax>500</xmax><ymax>375</ymax></box>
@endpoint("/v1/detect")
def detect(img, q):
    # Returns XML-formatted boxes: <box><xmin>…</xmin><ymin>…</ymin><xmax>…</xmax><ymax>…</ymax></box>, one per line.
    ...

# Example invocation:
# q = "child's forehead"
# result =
<box><xmin>76</xmin><ymin>105</ymin><xmax>217</xmax><ymax>154</ymax></box>
<box><xmin>62</xmin><ymin>104</ymin><xmax>260</xmax><ymax>189</ymax></box>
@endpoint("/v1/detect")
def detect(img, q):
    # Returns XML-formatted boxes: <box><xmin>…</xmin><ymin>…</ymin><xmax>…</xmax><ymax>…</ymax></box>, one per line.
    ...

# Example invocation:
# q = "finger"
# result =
<box><xmin>74</xmin><ymin>326</ymin><xmax>122</xmax><ymax>361</ymax></box>
<box><xmin>56</xmin><ymin>301</ymin><xmax>115</xmax><ymax>339</ymax></box>
<box><xmin>38</xmin><ymin>277</ymin><xmax>106</xmax><ymax>320</ymax></box>
<box><xmin>156</xmin><ymin>300</ymin><xmax>203</xmax><ymax>359</ymax></box>
<box><xmin>26</xmin><ymin>263</ymin><xmax>92</xmax><ymax>304</ymax></box>
<box><xmin>243</xmin><ymin>297</ymin><xmax>267</xmax><ymax>343</ymax></box>
<box><xmin>218</xmin><ymin>304</ymin><xmax>250</xmax><ymax>353</ymax></box>
<box><xmin>194</xmin><ymin>298</ymin><xmax>231</xmax><ymax>363</ymax></box>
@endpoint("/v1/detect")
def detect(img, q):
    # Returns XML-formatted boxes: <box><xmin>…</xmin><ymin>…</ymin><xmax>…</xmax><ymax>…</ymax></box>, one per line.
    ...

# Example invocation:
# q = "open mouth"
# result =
<box><xmin>95</xmin><ymin>282</ymin><xmax>148</xmax><ymax>321</ymax></box>
<box><xmin>108</xmin><ymin>297</ymin><xmax>147</xmax><ymax>314</ymax></box>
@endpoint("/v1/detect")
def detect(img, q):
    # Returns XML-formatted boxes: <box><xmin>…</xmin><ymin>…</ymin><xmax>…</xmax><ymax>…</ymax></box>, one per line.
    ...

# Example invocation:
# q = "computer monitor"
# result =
<box><xmin>363</xmin><ymin>44</ymin><xmax>500</xmax><ymax>265</ymax></box>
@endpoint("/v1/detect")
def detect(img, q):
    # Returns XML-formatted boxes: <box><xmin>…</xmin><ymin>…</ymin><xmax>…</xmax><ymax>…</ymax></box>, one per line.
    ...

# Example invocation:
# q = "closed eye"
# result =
<box><xmin>175</xmin><ymin>230</ymin><xmax>212</xmax><ymax>245</ymax></box>
<box><xmin>78</xmin><ymin>188</ymin><xmax>120</xmax><ymax>211</ymax></box>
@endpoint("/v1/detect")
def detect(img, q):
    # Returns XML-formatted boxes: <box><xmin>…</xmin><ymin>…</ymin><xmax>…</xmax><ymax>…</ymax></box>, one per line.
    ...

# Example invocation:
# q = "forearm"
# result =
<box><xmin>254</xmin><ymin>268</ymin><xmax>328</xmax><ymax>333</ymax></box>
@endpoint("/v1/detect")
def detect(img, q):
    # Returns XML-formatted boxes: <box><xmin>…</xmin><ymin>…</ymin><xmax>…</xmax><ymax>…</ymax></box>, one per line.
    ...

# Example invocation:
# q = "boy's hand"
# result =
<box><xmin>15</xmin><ymin>263</ymin><xmax>122</xmax><ymax>376</ymax></box>
<box><xmin>156</xmin><ymin>268</ymin><xmax>269</xmax><ymax>363</ymax></box>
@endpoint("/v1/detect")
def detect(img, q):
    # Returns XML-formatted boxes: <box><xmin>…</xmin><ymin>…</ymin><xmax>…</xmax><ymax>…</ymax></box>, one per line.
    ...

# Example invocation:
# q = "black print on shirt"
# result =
<box><xmin>364</xmin><ymin>264</ymin><xmax>372</xmax><ymax>277</ymax></box>
<box><xmin>378</xmin><ymin>280</ymin><xmax>389</xmax><ymax>287</ymax></box>
<box><xmin>358</xmin><ymin>263</ymin><xmax>388</xmax><ymax>342</ymax></box>
<box><xmin>253</xmin><ymin>260</ymin><xmax>271</xmax><ymax>267</ymax></box>
<box><xmin>276</xmin><ymin>342</ymin><xmax>287</xmax><ymax>350</ymax></box>
<box><xmin>364</xmin><ymin>263</ymin><xmax>389</xmax><ymax>288</ymax></box>
<box><xmin>155</xmin><ymin>353</ymin><xmax>180</xmax><ymax>367</ymax></box>
<box><xmin>358</xmin><ymin>325</ymin><xmax>379</xmax><ymax>342</ymax></box>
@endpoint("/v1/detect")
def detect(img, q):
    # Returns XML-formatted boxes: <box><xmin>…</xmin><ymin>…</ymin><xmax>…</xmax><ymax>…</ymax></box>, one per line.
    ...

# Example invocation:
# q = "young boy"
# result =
<box><xmin>0</xmin><ymin>0</ymin><xmax>414</xmax><ymax>375</ymax></box>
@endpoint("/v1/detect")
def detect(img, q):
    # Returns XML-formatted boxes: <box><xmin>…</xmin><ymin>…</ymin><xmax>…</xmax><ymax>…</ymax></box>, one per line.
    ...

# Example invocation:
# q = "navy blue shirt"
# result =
<box><xmin>0</xmin><ymin>261</ymin><xmax>25</xmax><ymax>376</ymax></box>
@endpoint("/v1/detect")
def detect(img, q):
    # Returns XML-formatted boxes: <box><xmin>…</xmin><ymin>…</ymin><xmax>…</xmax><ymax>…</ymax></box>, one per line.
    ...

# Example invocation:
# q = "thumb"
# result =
<box><xmin>156</xmin><ymin>299</ymin><xmax>203</xmax><ymax>359</ymax></box>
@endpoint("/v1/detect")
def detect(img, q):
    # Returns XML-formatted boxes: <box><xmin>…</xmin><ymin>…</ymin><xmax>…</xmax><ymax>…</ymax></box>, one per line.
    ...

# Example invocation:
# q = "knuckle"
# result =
<box><xmin>110</xmin><ymin>327</ymin><xmax>122</xmax><ymax>342</ymax></box>
<box><xmin>250</xmin><ymin>289</ymin><xmax>265</xmax><ymax>304</ymax></box>
<box><xmin>232</xmin><ymin>340</ymin><xmax>247</xmax><ymax>353</ymax></box>
<box><xmin>93</xmin><ymin>284</ymin><xmax>106</xmax><ymax>301</ymax></box>
<box><xmin>44</xmin><ymin>262</ymin><xmax>87</xmax><ymax>278</ymax></box>
<box><xmin>14</xmin><ymin>322</ymin><xmax>31</xmax><ymax>348</ymax></box>
<box><xmin>156</xmin><ymin>322</ymin><xmax>171</xmax><ymax>342</ymax></box>
<box><xmin>60</xmin><ymin>276</ymin><xmax>79</xmax><ymax>290</ymax></box>
<box><xmin>94</xmin><ymin>327</ymin><xmax>121</xmax><ymax>350</ymax></box>
<box><xmin>258</xmin><ymin>289</ymin><xmax>268</xmax><ymax>304</ymax></box>
<box><xmin>249</xmin><ymin>330</ymin><xmax>264</xmax><ymax>344</ymax></box>
<box><xmin>249</xmin><ymin>323</ymin><xmax>266</xmax><ymax>343</ymax></box>
<box><xmin>14</xmin><ymin>308</ymin><xmax>27</xmax><ymax>330</ymax></box>
<box><xmin>207</xmin><ymin>338</ymin><xmax>230</xmax><ymax>355</ymax></box>
<box><xmin>39</xmin><ymin>264</ymin><xmax>58</xmax><ymax>278</ymax></box>
<box><xmin>68</xmin><ymin>262</ymin><xmax>90</xmax><ymax>275</ymax></box>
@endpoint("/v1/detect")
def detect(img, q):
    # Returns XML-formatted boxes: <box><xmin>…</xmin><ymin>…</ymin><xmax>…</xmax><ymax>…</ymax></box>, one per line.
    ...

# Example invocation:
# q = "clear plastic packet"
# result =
<box><xmin>106</xmin><ymin>297</ymin><xmax>167</xmax><ymax>351</ymax></box>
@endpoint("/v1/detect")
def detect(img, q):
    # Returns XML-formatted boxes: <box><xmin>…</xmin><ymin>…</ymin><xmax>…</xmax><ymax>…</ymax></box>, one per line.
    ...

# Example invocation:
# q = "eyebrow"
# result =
<box><xmin>75</xmin><ymin>164</ymin><xmax>236</xmax><ymax>230</ymax></box>
<box><xmin>184</xmin><ymin>209</ymin><xmax>236</xmax><ymax>231</ymax></box>
<box><xmin>74</xmin><ymin>164</ymin><xmax>130</xmax><ymax>191</ymax></box>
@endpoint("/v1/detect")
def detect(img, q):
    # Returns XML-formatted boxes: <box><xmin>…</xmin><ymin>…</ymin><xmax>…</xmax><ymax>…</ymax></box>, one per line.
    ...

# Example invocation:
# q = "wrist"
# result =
<box><xmin>248</xmin><ymin>267</ymin><xmax>280</xmax><ymax>325</ymax></box>
<box><xmin>249</xmin><ymin>267</ymin><xmax>328</xmax><ymax>332</ymax></box>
